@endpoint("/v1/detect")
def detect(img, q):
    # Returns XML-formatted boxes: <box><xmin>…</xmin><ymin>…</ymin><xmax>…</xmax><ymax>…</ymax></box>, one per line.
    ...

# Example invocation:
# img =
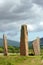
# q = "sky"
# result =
<box><xmin>0</xmin><ymin>0</ymin><xmax>43</xmax><ymax>41</ymax></box>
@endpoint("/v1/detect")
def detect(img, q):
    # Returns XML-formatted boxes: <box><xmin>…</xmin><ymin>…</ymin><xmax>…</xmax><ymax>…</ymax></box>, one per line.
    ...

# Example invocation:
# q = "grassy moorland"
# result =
<box><xmin>0</xmin><ymin>55</ymin><xmax>43</xmax><ymax>65</ymax></box>
<box><xmin>0</xmin><ymin>46</ymin><xmax>43</xmax><ymax>65</ymax></box>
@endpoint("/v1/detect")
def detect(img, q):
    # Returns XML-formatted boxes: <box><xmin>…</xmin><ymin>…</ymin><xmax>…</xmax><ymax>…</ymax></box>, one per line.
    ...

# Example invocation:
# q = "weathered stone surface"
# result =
<box><xmin>20</xmin><ymin>25</ymin><xmax>28</xmax><ymax>56</ymax></box>
<box><xmin>32</xmin><ymin>37</ymin><xmax>40</xmax><ymax>55</ymax></box>
<box><xmin>3</xmin><ymin>34</ymin><xmax>8</xmax><ymax>56</ymax></box>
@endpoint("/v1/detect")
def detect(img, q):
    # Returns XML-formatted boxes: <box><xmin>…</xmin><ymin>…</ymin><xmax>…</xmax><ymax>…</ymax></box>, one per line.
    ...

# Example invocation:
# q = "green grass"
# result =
<box><xmin>0</xmin><ymin>55</ymin><xmax>43</xmax><ymax>65</ymax></box>
<box><xmin>0</xmin><ymin>48</ymin><xmax>43</xmax><ymax>65</ymax></box>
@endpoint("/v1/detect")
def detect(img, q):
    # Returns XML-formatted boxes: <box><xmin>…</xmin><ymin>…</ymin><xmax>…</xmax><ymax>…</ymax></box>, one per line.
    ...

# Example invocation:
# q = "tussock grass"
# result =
<box><xmin>0</xmin><ymin>55</ymin><xmax>43</xmax><ymax>65</ymax></box>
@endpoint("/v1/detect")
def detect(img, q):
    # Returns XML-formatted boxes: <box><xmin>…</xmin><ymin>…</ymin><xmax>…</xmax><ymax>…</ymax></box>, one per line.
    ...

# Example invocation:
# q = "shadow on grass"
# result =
<box><xmin>29</xmin><ymin>53</ymin><xmax>34</xmax><ymax>56</ymax></box>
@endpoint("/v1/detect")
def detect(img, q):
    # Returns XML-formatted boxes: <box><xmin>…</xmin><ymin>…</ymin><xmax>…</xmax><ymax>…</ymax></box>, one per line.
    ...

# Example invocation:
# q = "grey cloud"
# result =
<box><xmin>0</xmin><ymin>0</ymin><xmax>33</xmax><ymax>22</ymax></box>
<box><xmin>0</xmin><ymin>0</ymin><xmax>43</xmax><ymax>33</ymax></box>
<box><xmin>13</xmin><ymin>0</ymin><xmax>33</xmax><ymax>13</ymax></box>
<box><xmin>7</xmin><ymin>31</ymin><xmax>18</xmax><ymax>37</ymax></box>
<box><xmin>33</xmin><ymin>0</ymin><xmax>43</xmax><ymax>7</ymax></box>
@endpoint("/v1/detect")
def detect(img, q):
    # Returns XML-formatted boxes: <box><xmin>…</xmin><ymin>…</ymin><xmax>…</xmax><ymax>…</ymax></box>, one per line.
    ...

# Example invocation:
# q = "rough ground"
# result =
<box><xmin>0</xmin><ymin>54</ymin><xmax>43</xmax><ymax>65</ymax></box>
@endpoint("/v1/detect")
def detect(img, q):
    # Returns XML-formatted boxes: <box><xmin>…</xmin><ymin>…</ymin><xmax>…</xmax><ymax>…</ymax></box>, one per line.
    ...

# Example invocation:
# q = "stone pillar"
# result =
<box><xmin>3</xmin><ymin>34</ymin><xmax>8</xmax><ymax>56</ymax></box>
<box><xmin>20</xmin><ymin>25</ymin><xmax>28</xmax><ymax>56</ymax></box>
<box><xmin>32</xmin><ymin>37</ymin><xmax>40</xmax><ymax>55</ymax></box>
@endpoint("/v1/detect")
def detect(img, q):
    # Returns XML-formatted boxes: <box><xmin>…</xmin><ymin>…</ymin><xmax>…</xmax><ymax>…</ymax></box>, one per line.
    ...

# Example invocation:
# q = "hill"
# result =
<box><xmin>0</xmin><ymin>38</ymin><xmax>43</xmax><ymax>48</ymax></box>
<box><xmin>0</xmin><ymin>39</ymin><xmax>19</xmax><ymax>47</ymax></box>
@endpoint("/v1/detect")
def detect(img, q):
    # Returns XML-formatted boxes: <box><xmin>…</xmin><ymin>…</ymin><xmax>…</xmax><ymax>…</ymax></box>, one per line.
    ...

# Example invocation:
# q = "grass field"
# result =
<box><xmin>0</xmin><ymin>55</ymin><xmax>43</xmax><ymax>65</ymax></box>
<box><xmin>0</xmin><ymin>49</ymin><xmax>43</xmax><ymax>65</ymax></box>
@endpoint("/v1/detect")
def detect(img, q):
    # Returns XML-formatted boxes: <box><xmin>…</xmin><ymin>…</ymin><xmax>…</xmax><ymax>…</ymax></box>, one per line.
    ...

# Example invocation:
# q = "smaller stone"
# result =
<box><xmin>3</xmin><ymin>34</ymin><xmax>8</xmax><ymax>56</ymax></box>
<box><xmin>32</xmin><ymin>37</ymin><xmax>40</xmax><ymax>55</ymax></box>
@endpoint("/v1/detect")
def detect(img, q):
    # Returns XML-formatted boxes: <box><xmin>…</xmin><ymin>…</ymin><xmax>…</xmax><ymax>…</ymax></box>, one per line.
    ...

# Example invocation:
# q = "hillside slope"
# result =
<box><xmin>0</xmin><ymin>38</ymin><xmax>43</xmax><ymax>48</ymax></box>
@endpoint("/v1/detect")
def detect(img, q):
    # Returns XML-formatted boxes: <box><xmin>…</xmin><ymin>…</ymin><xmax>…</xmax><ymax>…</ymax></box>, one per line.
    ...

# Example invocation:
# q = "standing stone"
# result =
<box><xmin>20</xmin><ymin>25</ymin><xmax>28</xmax><ymax>56</ymax></box>
<box><xmin>3</xmin><ymin>34</ymin><xmax>8</xmax><ymax>56</ymax></box>
<box><xmin>32</xmin><ymin>37</ymin><xmax>40</xmax><ymax>55</ymax></box>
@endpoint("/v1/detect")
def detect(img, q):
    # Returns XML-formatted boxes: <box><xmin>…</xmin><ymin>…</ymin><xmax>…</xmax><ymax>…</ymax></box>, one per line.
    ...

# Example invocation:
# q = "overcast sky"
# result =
<box><xmin>0</xmin><ymin>0</ymin><xmax>43</xmax><ymax>41</ymax></box>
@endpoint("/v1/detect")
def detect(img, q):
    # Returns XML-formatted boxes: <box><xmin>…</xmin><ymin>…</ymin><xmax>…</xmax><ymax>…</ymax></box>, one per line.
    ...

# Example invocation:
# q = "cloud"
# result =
<box><xmin>33</xmin><ymin>0</ymin><xmax>43</xmax><ymax>6</ymax></box>
<box><xmin>40</xmin><ymin>22</ymin><xmax>43</xmax><ymax>26</ymax></box>
<box><xmin>27</xmin><ymin>24</ymin><xmax>36</xmax><ymax>31</ymax></box>
<box><xmin>0</xmin><ymin>0</ymin><xmax>43</xmax><ymax>40</ymax></box>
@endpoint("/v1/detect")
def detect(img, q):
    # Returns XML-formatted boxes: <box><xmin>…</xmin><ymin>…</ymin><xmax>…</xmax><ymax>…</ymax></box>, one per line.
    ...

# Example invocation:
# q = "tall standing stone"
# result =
<box><xmin>32</xmin><ymin>37</ymin><xmax>40</xmax><ymax>55</ymax></box>
<box><xmin>20</xmin><ymin>25</ymin><xmax>28</xmax><ymax>56</ymax></box>
<box><xmin>3</xmin><ymin>34</ymin><xmax>8</xmax><ymax>56</ymax></box>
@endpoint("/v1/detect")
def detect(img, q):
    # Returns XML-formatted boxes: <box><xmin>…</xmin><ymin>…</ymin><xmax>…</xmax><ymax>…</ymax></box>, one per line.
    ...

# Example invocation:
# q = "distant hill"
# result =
<box><xmin>0</xmin><ymin>39</ymin><xmax>20</xmax><ymax>47</ymax></box>
<box><xmin>40</xmin><ymin>38</ymin><xmax>43</xmax><ymax>45</ymax></box>
<box><xmin>0</xmin><ymin>38</ymin><xmax>43</xmax><ymax>48</ymax></box>
<box><xmin>29</xmin><ymin>38</ymin><xmax>43</xmax><ymax>49</ymax></box>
